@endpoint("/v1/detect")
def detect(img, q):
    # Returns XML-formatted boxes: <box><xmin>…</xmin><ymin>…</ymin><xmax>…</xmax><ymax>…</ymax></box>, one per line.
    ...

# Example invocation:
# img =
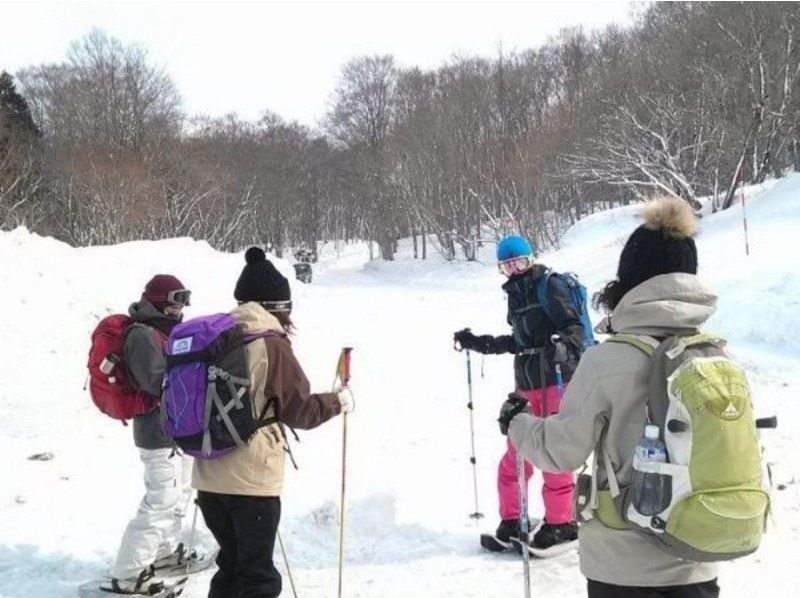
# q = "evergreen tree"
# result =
<box><xmin>0</xmin><ymin>70</ymin><xmax>39</xmax><ymax>139</ymax></box>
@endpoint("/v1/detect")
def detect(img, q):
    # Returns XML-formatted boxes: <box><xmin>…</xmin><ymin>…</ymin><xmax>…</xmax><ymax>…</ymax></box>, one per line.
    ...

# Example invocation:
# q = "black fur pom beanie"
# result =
<box><xmin>617</xmin><ymin>197</ymin><xmax>699</xmax><ymax>293</ymax></box>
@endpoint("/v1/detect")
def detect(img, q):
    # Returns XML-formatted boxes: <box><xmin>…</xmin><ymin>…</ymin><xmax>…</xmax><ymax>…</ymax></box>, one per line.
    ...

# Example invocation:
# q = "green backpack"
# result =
<box><xmin>579</xmin><ymin>332</ymin><xmax>770</xmax><ymax>562</ymax></box>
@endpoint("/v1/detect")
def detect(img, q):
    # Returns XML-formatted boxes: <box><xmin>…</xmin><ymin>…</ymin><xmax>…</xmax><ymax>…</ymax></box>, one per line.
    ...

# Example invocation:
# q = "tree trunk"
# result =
<box><xmin>379</xmin><ymin>237</ymin><xmax>395</xmax><ymax>261</ymax></box>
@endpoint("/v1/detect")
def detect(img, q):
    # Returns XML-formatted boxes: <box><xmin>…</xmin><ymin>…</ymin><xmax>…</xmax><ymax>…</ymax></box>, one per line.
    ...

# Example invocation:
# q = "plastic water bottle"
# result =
<box><xmin>636</xmin><ymin>425</ymin><xmax>668</xmax><ymax>463</ymax></box>
<box><xmin>632</xmin><ymin>425</ymin><xmax>670</xmax><ymax>517</ymax></box>
<box><xmin>99</xmin><ymin>353</ymin><xmax>120</xmax><ymax>384</ymax></box>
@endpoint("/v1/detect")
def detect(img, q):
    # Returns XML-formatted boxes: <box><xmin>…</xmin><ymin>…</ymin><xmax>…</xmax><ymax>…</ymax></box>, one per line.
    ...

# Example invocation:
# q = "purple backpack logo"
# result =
<box><xmin>163</xmin><ymin>313</ymin><xmax>279</xmax><ymax>459</ymax></box>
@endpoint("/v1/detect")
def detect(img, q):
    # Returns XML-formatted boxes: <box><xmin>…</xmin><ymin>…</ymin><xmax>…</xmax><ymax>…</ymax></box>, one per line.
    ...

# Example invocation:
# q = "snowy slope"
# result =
<box><xmin>0</xmin><ymin>176</ymin><xmax>798</xmax><ymax>598</ymax></box>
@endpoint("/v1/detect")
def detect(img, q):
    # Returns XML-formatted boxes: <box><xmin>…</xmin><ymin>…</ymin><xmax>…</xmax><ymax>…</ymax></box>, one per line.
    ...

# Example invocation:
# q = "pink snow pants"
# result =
<box><xmin>498</xmin><ymin>386</ymin><xmax>575</xmax><ymax>524</ymax></box>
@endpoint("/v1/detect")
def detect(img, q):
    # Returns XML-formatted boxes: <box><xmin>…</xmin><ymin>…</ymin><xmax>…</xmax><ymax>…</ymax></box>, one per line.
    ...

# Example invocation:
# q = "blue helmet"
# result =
<box><xmin>496</xmin><ymin>235</ymin><xmax>534</xmax><ymax>261</ymax></box>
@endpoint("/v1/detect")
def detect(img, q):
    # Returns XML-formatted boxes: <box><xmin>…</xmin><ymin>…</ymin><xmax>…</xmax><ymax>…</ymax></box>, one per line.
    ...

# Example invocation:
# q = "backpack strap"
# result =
<box><xmin>660</xmin><ymin>332</ymin><xmax>726</xmax><ymax>359</ymax></box>
<box><xmin>598</xmin><ymin>333</ymin><xmax>661</xmax><ymax>522</ymax></box>
<box><xmin>243</xmin><ymin>330</ymin><xmax>285</xmax><ymax>344</ymax></box>
<box><xmin>605</xmin><ymin>333</ymin><xmax>660</xmax><ymax>356</ymax></box>
<box><xmin>535</xmin><ymin>269</ymin><xmax>554</xmax><ymax>321</ymax></box>
<box><xmin>202</xmin><ymin>366</ymin><xmax>251</xmax><ymax>456</ymax></box>
<box><xmin>588</xmin><ymin>431</ymin><xmax>622</xmax><ymax>506</ymax></box>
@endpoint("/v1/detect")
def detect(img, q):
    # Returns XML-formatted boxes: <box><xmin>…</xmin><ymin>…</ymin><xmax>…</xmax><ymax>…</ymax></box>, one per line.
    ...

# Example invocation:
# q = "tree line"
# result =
<box><xmin>2</xmin><ymin>2</ymin><xmax>800</xmax><ymax>260</ymax></box>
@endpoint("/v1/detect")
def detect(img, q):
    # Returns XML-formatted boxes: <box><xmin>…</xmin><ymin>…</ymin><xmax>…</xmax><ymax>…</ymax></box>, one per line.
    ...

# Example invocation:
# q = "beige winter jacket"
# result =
<box><xmin>193</xmin><ymin>302</ymin><xmax>341</xmax><ymax>497</ymax></box>
<box><xmin>509</xmin><ymin>273</ymin><xmax>720</xmax><ymax>587</ymax></box>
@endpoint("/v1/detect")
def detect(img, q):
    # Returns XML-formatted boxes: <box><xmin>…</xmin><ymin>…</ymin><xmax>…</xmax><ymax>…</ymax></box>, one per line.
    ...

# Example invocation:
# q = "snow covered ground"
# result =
<box><xmin>0</xmin><ymin>176</ymin><xmax>798</xmax><ymax>597</ymax></box>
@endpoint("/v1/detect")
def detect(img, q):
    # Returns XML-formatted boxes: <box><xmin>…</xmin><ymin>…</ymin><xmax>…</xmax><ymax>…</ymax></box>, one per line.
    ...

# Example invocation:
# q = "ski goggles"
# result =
<box><xmin>497</xmin><ymin>254</ymin><xmax>534</xmax><ymax>277</ymax></box>
<box><xmin>258</xmin><ymin>300</ymin><xmax>292</xmax><ymax>313</ymax></box>
<box><xmin>166</xmin><ymin>289</ymin><xmax>192</xmax><ymax>307</ymax></box>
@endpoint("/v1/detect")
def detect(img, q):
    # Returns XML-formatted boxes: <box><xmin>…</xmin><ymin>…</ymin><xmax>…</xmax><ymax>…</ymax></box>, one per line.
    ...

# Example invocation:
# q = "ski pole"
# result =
<box><xmin>184</xmin><ymin>497</ymin><xmax>199</xmax><ymax>570</ymax></box>
<box><xmin>465</xmin><ymin>349</ymin><xmax>483</xmax><ymax>520</ymax></box>
<box><xmin>538</xmin><ymin>345</ymin><xmax>549</xmax><ymax>419</ymax></box>
<box><xmin>335</xmin><ymin>347</ymin><xmax>353</xmax><ymax>598</ymax></box>
<box><xmin>277</xmin><ymin>529</ymin><xmax>299</xmax><ymax>598</ymax></box>
<box><xmin>454</xmin><ymin>337</ymin><xmax>484</xmax><ymax>521</ymax></box>
<box><xmin>517</xmin><ymin>451</ymin><xmax>532</xmax><ymax>598</ymax></box>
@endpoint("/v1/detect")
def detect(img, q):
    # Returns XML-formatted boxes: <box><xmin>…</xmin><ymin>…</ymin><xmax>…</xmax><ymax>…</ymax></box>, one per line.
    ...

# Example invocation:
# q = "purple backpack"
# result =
<box><xmin>163</xmin><ymin>313</ymin><xmax>280</xmax><ymax>459</ymax></box>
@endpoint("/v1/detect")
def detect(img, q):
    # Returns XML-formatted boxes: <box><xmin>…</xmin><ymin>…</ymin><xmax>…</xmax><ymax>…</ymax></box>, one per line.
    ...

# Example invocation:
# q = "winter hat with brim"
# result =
<box><xmin>142</xmin><ymin>274</ymin><xmax>189</xmax><ymax>311</ymax></box>
<box><xmin>234</xmin><ymin>247</ymin><xmax>292</xmax><ymax>312</ymax></box>
<box><xmin>617</xmin><ymin>197</ymin><xmax>698</xmax><ymax>294</ymax></box>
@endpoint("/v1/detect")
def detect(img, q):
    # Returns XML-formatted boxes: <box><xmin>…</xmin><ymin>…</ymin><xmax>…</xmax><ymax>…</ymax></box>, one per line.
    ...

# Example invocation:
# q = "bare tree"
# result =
<box><xmin>328</xmin><ymin>55</ymin><xmax>399</xmax><ymax>259</ymax></box>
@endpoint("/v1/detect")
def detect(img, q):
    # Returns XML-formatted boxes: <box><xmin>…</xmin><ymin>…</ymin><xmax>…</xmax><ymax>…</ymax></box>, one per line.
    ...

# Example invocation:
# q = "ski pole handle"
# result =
<box><xmin>337</xmin><ymin>347</ymin><xmax>353</xmax><ymax>386</ymax></box>
<box><xmin>756</xmin><ymin>416</ymin><xmax>778</xmax><ymax>429</ymax></box>
<box><xmin>550</xmin><ymin>334</ymin><xmax>568</xmax><ymax>364</ymax></box>
<box><xmin>465</xmin><ymin>349</ymin><xmax>472</xmax><ymax>389</ymax></box>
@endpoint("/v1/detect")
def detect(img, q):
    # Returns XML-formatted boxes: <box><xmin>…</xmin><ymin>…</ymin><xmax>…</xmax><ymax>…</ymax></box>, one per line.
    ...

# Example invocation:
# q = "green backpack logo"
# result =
<box><xmin>585</xmin><ymin>333</ymin><xmax>770</xmax><ymax>562</ymax></box>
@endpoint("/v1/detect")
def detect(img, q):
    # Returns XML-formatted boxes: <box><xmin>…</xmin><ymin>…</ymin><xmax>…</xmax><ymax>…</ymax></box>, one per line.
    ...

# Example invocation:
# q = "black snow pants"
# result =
<box><xmin>587</xmin><ymin>579</ymin><xmax>720</xmax><ymax>598</ymax></box>
<box><xmin>197</xmin><ymin>491</ymin><xmax>282</xmax><ymax>598</ymax></box>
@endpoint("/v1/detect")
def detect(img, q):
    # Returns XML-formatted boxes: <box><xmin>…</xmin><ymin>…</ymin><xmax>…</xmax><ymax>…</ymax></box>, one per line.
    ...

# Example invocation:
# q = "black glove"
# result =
<box><xmin>498</xmin><ymin>393</ymin><xmax>529</xmax><ymax>436</ymax></box>
<box><xmin>455</xmin><ymin>329</ymin><xmax>516</xmax><ymax>355</ymax></box>
<box><xmin>454</xmin><ymin>328</ymin><xmax>484</xmax><ymax>352</ymax></box>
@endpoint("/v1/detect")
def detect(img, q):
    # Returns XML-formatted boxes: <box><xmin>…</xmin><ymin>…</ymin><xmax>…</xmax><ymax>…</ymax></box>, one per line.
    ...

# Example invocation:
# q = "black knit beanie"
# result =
<box><xmin>234</xmin><ymin>247</ymin><xmax>291</xmax><ymax>310</ymax></box>
<box><xmin>617</xmin><ymin>197</ymin><xmax>698</xmax><ymax>293</ymax></box>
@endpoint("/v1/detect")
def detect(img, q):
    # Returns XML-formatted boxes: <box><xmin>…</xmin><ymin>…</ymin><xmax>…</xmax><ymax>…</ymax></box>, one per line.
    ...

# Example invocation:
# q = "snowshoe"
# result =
<box><xmin>153</xmin><ymin>543</ymin><xmax>216</xmax><ymax>576</ymax></box>
<box><xmin>480</xmin><ymin>533</ymin><xmax>515</xmax><ymax>553</ymax></box>
<box><xmin>523</xmin><ymin>522</ymin><xmax>578</xmax><ymax>558</ymax></box>
<box><xmin>78</xmin><ymin>574</ymin><xmax>187</xmax><ymax>597</ymax></box>
<box><xmin>479</xmin><ymin>518</ymin><xmax>536</xmax><ymax>553</ymax></box>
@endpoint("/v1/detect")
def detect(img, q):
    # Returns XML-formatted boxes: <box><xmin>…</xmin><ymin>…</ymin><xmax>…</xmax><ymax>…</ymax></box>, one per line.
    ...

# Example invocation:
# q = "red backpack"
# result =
<box><xmin>87</xmin><ymin>315</ymin><xmax>158</xmax><ymax>423</ymax></box>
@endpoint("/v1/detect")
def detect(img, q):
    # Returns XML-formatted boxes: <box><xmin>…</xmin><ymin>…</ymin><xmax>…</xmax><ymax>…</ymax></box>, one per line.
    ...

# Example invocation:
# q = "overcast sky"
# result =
<box><xmin>2</xmin><ymin>0</ymin><xmax>638</xmax><ymax>128</ymax></box>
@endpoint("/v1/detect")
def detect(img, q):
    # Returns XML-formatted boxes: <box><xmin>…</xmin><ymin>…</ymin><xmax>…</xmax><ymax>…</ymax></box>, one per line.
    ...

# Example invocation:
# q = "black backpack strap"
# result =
<box><xmin>255</xmin><ymin>396</ymin><xmax>300</xmax><ymax>469</ymax></box>
<box><xmin>278</xmin><ymin>423</ymin><xmax>300</xmax><ymax>470</ymax></box>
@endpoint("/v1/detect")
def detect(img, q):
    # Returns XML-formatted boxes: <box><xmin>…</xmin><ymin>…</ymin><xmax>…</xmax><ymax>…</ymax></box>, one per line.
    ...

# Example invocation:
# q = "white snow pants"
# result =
<box><xmin>112</xmin><ymin>448</ymin><xmax>193</xmax><ymax>579</ymax></box>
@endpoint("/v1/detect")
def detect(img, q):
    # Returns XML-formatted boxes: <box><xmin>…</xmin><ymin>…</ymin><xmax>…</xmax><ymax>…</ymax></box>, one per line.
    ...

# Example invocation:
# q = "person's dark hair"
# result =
<box><xmin>270</xmin><ymin>309</ymin><xmax>295</xmax><ymax>335</ymax></box>
<box><xmin>593</xmin><ymin>280</ymin><xmax>626</xmax><ymax>313</ymax></box>
<box><xmin>595</xmin><ymin>197</ymin><xmax>699</xmax><ymax>313</ymax></box>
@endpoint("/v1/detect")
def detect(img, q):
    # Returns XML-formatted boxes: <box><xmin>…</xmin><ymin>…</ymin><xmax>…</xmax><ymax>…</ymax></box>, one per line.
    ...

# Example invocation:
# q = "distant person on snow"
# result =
<box><xmin>454</xmin><ymin>236</ymin><xmax>585</xmax><ymax>555</ymax></box>
<box><xmin>110</xmin><ymin>275</ymin><xmax>196</xmax><ymax>594</ymax></box>
<box><xmin>192</xmin><ymin>247</ymin><xmax>354</xmax><ymax>598</ymax></box>
<box><xmin>499</xmin><ymin>198</ymin><xmax>721</xmax><ymax>597</ymax></box>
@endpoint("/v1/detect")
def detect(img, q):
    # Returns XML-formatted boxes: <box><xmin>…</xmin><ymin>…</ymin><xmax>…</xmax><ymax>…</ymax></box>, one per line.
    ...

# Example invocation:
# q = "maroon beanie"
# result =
<box><xmin>142</xmin><ymin>274</ymin><xmax>187</xmax><ymax>310</ymax></box>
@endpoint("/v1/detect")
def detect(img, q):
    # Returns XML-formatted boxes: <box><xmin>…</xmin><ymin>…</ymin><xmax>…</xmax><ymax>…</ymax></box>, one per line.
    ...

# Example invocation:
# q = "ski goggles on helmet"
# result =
<box><xmin>497</xmin><ymin>254</ymin><xmax>534</xmax><ymax>277</ymax></box>
<box><xmin>166</xmin><ymin>289</ymin><xmax>192</xmax><ymax>307</ymax></box>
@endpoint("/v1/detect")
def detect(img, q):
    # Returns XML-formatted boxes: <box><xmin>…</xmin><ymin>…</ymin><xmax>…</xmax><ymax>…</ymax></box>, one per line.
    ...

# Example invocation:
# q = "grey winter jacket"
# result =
<box><xmin>125</xmin><ymin>300</ymin><xmax>178</xmax><ymax>450</ymax></box>
<box><xmin>508</xmin><ymin>273</ymin><xmax>719</xmax><ymax>587</ymax></box>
